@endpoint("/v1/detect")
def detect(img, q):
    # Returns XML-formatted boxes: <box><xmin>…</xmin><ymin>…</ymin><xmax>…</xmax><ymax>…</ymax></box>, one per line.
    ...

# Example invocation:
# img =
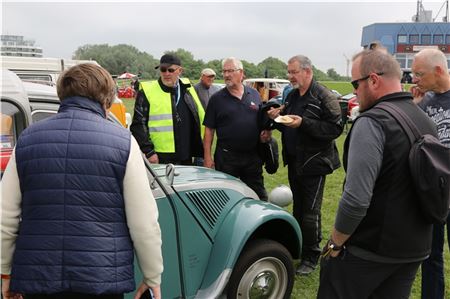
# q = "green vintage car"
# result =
<box><xmin>1</xmin><ymin>69</ymin><xmax>302</xmax><ymax>299</ymax></box>
<box><xmin>127</xmin><ymin>163</ymin><xmax>302</xmax><ymax>299</ymax></box>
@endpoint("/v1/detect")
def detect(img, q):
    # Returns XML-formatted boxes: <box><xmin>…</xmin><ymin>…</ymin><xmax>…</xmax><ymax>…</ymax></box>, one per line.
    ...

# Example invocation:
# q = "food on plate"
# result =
<box><xmin>274</xmin><ymin>115</ymin><xmax>294</xmax><ymax>124</ymax></box>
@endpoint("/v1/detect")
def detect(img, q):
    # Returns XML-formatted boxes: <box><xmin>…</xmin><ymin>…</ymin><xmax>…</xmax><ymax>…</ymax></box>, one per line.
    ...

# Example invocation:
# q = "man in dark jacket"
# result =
<box><xmin>130</xmin><ymin>53</ymin><xmax>205</xmax><ymax>165</ymax></box>
<box><xmin>267</xmin><ymin>55</ymin><xmax>343</xmax><ymax>275</ymax></box>
<box><xmin>317</xmin><ymin>49</ymin><xmax>437</xmax><ymax>298</ymax></box>
<box><xmin>1</xmin><ymin>64</ymin><xmax>163</xmax><ymax>299</ymax></box>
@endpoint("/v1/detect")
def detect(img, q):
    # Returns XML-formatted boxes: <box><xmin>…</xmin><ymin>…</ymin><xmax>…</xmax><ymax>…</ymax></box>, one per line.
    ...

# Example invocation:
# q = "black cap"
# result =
<box><xmin>155</xmin><ymin>54</ymin><xmax>181</xmax><ymax>69</ymax></box>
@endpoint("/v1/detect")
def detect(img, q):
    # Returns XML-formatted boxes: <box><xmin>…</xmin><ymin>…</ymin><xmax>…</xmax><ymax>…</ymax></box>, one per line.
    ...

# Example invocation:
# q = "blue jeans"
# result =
<box><xmin>421</xmin><ymin>211</ymin><xmax>450</xmax><ymax>299</ymax></box>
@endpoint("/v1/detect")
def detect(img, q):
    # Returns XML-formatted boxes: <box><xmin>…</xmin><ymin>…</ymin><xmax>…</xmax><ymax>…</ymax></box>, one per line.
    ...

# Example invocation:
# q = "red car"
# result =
<box><xmin>340</xmin><ymin>93</ymin><xmax>359</xmax><ymax>121</ymax></box>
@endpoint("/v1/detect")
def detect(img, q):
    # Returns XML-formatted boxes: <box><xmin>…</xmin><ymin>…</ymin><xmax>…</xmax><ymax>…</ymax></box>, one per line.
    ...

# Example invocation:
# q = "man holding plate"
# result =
<box><xmin>268</xmin><ymin>54</ymin><xmax>343</xmax><ymax>275</ymax></box>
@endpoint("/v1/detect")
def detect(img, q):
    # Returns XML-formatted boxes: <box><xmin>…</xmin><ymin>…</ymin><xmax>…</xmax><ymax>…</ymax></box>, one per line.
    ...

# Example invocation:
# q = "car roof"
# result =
<box><xmin>22</xmin><ymin>80</ymin><xmax>60</xmax><ymax>103</ymax></box>
<box><xmin>341</xmin><ymin>93</ymin><xmax>356</xmax><ymax>101</ymax></box>
<box><xmin>243</xmin><ymin>78</ymin><xmax>290</xmax><ymax>83</ymax></box>
<box><xmin>1</xmin><ymin>69</ymin><xmax>33</xmax><ymax>117</ymax></box>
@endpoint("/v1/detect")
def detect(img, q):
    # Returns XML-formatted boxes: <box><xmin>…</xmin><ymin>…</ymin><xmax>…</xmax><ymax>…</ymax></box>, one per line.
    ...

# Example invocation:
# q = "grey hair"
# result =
<box><xmin>222</xmin><ymin>57</ymin><xmax>244</xmax><ymax>70</ymax></box>
<box><xmin>288</xmin><ymin>55</ymin><xmax>312</xmax><ymax>69</ymax></box>
<box><xmin>415</xmin><ymin>48</ymin><xmax>449</xmax><ymax>73</ymax></box>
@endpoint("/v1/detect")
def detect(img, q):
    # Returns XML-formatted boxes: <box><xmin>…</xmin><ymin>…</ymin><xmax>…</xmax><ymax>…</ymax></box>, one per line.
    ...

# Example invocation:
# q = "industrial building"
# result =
<box><xmin>361</xmin><ymin>0</ymin><xmax>450</xmax><ymax>81</ymax></box>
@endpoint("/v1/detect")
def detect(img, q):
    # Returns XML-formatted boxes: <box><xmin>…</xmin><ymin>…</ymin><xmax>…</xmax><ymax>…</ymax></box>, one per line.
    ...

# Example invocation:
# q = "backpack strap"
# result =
<box><xmin>375</xmin><ymin>102</ymin><xmax>421</xmax><ymax>146</ymax></box>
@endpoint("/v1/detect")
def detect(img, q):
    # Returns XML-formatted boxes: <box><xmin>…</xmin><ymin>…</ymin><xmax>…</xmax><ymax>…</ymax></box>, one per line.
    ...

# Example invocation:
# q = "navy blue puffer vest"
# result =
<box><xmin>11</xmin><ymin>96</ymin><xmax>134</xmax><ymax>295</ymax></box>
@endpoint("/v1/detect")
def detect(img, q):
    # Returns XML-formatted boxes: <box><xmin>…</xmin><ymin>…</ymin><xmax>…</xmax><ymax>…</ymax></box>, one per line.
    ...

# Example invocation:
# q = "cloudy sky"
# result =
<box><xmin>2</xmin><ymin>0</ymin><xmax>448</xmax><ymax>75</ymax></box>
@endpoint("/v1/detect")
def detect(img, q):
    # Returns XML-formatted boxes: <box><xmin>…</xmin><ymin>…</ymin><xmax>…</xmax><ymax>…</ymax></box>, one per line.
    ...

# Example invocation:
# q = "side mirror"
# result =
<box><xmin>268</xmin><ymin>185</ymin><xmax>293</xmax><ymax>207</ymax></box>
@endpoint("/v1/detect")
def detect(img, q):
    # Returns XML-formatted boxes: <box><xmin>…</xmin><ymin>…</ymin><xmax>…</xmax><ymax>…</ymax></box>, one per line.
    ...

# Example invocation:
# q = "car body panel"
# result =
<box><xmin>197</xmin><ymin>199</ymin><xmax>301</xmax><ymax>296</ymax></box>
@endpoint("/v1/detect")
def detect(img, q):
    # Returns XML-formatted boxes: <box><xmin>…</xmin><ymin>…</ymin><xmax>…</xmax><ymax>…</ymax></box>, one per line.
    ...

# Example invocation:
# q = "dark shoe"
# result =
<box><xmin>296</xmin><ymin>260</ymin><xmax>317</xmax><ymax>276</ymax></box>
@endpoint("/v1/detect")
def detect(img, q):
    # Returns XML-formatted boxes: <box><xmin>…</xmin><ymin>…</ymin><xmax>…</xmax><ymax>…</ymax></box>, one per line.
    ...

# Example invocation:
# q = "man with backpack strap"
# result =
<box><xmin>318</xmin><ymin>49</ymin><xmax>437</xmax><ymax>299</ymax></box>
<box><xmin>411</xmin><ymin>48</ymin><xmax>450</xmax><ymax>299</ymax></box>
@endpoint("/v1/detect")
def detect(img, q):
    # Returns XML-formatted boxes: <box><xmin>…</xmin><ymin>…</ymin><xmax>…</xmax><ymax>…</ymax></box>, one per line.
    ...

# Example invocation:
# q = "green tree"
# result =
<box><xmin>326</xmin><ymin>68</ymin><xmax>349</xmax><ymax>81</ymax></box>
<box><xmin>257</xmin><ymin>57</ymin><xmax>287</xmax><ymax>79</ymax></box>
<box><xmin>73</xmin><ymin>44</ymin><xmax>344</xmax><ymax>82</ymax></box>
<box><xmin>241</xmin><ymin>60</ymin><xmax>260</xmax><ymax>78</ymax></box>
<box><xmin>165</xmin><ymin>49</ymin><xmax>204</xmax><ymax>80</ymax></box>
<box><xmin>204</xmin><ymin>59</ymin><xmax>223</xmax><ymax>79</ymax></box>
<box><xmin>73</xmin><ymin>44</ymin><xmax>158</xmax><ymax>79</ymax></box>
<box><xmin>312</xmin><ymin>65</ymin><xmax>330</xmax><ymax>81</ymax></box>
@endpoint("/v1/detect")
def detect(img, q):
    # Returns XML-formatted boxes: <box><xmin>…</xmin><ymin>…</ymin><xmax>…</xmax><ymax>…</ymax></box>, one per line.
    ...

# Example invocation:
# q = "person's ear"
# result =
<box><xmin>434</xmin><ymin>65</ymin><xmax>443</xmax><ymax>76</ymax></box>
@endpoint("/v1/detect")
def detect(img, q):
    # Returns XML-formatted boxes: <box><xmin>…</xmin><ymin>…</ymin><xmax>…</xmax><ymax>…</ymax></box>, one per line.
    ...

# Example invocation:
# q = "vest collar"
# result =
<box><xmin>59</xmin><ymin>96</ymin><xmax>106</xmax><ymax>118</ymax></box>
<box><xmin>364</xmin><ymin>92</ymin><xmax>413</xmax><ymax>112</ymax></box>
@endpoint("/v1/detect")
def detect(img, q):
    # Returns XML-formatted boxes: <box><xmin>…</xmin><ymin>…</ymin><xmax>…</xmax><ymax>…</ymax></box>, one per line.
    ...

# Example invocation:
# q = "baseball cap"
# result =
<box><xmin>201</xmin><ymin>68</ymin><xmax>216</xmax><ymax>76</ymax></box>
<box><xmin>155</xmin><ymin>54</ymin><xmax>181</xmax><ymax>69</ymax></box>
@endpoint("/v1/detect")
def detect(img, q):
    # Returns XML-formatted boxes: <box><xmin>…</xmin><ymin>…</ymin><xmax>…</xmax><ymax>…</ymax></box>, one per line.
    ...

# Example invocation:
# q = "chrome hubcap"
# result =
<box><xmin>237</xmin><ymin>257</ymin><xmax>287</xmax><ymax>299</ymax></box>
<box><xmin>249</xmin><ymin>271</ymin><xmax>276</xmax><ymax>297</ymax></box>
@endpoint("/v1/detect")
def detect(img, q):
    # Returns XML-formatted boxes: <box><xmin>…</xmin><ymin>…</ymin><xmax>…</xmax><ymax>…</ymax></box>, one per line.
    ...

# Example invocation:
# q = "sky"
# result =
<box><xmin>1</xmin><ymin>0</ymin><xmax>449</xmax><ymax>76</ymax></box>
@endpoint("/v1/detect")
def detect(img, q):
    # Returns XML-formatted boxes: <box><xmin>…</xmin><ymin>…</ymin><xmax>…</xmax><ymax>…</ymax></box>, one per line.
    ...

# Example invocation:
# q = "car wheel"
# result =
<box><xmin>227</xmin><ymin>239</ymin><xmax>294</xmax><ymax>299</ymax></box>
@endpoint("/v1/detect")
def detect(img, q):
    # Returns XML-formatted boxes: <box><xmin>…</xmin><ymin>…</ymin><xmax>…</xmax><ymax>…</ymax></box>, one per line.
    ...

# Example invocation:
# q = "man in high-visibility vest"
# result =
<box><xmin>131</xmin><ymin>54</ymin><xmax>205</xmax><ymax>165</ymax></box>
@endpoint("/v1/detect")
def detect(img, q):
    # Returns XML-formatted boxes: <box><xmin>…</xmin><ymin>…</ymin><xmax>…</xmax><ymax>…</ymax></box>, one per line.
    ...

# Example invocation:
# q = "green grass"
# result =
<box><xmin>122</xmin><ymin>97</ymin><xmax>449</xmax><ymax>299</ymax></box>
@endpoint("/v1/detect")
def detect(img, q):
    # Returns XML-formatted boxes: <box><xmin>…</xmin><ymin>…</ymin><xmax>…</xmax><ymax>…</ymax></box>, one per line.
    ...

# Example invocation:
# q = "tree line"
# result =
<box><xmin>73</xmin><ymin>44</ymin><xmax>349</xmax><ymax>81</ymax></box>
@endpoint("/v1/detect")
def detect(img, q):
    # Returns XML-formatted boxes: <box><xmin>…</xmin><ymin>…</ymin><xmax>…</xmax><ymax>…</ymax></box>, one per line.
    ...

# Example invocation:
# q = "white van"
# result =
<box><xmin>1</xmin><ymin>56</ymin><xmax>99</xmax><ymax>84</ymax></box>
<box><xmin>1</xmin><ymin>69</ymin><xmax>129</xmax><ymax>175</ymax></box>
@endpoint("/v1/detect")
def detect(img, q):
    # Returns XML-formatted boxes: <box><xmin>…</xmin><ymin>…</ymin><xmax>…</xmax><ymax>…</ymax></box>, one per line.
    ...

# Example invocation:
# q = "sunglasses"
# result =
<box><xmin>160</xmin><ymin>66</ymin><xmax>179</xmax><ymax>73</ymax></box>
<box><xmin>351</xmin><ymin>72</ymin><xmax>384</xmax><ymax>89</ymax></box>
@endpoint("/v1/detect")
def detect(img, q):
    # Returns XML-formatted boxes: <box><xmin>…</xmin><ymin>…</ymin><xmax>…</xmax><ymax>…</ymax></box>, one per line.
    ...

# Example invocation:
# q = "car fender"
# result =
<box><xmin>196</xmin><ymin>198</ymin><xmax>301</xmax><ymax>297</ymax></box>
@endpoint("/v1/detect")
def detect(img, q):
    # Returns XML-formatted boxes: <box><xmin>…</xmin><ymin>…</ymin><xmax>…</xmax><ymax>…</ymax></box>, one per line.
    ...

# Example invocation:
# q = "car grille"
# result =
<box><xmin>186</xmin><ymin>189</ymin><xmax>230</xmax><ymax>228</ymax></box>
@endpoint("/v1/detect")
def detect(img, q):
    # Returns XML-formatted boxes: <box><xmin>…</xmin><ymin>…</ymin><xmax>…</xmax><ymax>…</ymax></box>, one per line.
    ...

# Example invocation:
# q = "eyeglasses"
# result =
<box><xmin>287</xmin><ymin>69</ymin><xmax>301</xmax><ymax>76</ymax></box>
<box><xmin>351</xmin><ymin>72</ymin><xmax>384</xmax><ymax>89</ymax></box>
<box><xmin>222</xmin><ymin>69</ymin><xmax>241</xmax><ymax>74</ymax></box>
<box><xmin>160</xmin><ymin>66</ymin><xmax>179</xmax><ymax>73</ymax></box>
<box><xmin>205</xmin><ymin>75</ymin><xmax>215</xmax><ymax>78</ymax></box>
<box><xmin>412</xmin><ymin>72</ymin><xmax>425</xmax><ymax>79</ymax></box>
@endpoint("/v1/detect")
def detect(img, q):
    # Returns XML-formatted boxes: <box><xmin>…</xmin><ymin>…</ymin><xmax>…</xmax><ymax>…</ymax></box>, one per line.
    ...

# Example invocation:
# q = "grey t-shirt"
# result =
<box><xmin>419</xmin><ymin>90</ymin><xmax>450</xmax><ymax>148</ymax></box>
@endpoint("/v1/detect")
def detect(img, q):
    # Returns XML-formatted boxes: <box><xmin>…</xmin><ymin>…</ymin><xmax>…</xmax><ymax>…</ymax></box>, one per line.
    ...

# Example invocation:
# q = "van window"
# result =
<box><xmin>1</xmin><ymin>101</ymin><xmax>26</xmax><ymax>174</ymax></box>
<box><xmin>31</xmin><ymin>110</ymin><xmax>57</xmax><ymax>122</ymax></box>
<box><xmin>17</xmin><ymin>73</ymin><xmax>53</xmax><ymax>82</ymax></box>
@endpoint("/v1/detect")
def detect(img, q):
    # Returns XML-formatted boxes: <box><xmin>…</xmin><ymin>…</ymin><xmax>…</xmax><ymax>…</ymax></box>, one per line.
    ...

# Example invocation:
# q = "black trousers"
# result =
<box><xmin>317</xmin><ymin>251</ymin><xmax>421</xmax><ymax>299</ymax></box>
<box><xmin>214</xmin><ymin>146</ymin><xmax>267</xmax><ymax>200</ymax></box>
<box><xmin>288</xmin><ymin>157</ymin><xmax>325</xmax><ymax>264</ymax></box>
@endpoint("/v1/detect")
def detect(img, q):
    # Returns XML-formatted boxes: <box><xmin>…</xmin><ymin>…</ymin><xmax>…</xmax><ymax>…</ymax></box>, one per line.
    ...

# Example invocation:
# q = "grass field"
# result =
<box><xmin>121</xmin><ymin>82</ymin><xmax>449</xmax><ymax>298</ymax></box>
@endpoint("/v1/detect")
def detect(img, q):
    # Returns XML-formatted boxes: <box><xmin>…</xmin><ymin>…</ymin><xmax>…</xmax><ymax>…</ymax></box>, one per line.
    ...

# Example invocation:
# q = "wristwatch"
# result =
<box><xmin>327</xmin><ymin>239</ymin><xmax>344</xmax><ymax>251</ymax></box>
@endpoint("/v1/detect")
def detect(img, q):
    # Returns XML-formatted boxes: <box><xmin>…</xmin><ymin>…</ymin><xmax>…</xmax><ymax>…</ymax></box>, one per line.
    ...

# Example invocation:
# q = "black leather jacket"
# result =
<box><xmin>280</xmin><ymin>80</ymin><xmax>343</xmax><ymax>175</ymax></box>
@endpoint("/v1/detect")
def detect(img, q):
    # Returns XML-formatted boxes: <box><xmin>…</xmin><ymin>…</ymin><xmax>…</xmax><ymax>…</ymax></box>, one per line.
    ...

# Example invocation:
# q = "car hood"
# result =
<box><xmin>150</xmin><ymin>164</ymin><xmax>259</xmax><ymax>199</ymax></box>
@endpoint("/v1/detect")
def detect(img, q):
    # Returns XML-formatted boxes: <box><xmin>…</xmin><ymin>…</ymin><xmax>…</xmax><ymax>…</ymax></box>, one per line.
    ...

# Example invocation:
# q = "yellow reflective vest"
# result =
<box><xmin>140</xmin><ymin>78</ymin><xmax>205</xmax><ymax>153</ymax></box>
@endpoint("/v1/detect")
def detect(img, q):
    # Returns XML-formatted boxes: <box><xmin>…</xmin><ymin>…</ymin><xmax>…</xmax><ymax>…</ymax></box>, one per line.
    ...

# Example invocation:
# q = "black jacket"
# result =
<box><xmin>280</xmin><ymin>80</ymin><xmax>343</xmax><ymax>175</ymax></box>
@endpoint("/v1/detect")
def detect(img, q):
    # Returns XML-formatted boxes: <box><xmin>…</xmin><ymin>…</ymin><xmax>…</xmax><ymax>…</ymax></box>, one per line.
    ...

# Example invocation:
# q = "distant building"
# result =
<box><xmin>1</xmin><ymin>35</ymin><xmax>43</xmax><ymax>57</ymax></box>
<box><xmin>361</xmin><ymin>1</ymin><xmax>450</xmax><ymax>73</ymax></box>
<box><xmin>361</xmin><ymin>22</ymin><xmax>450</xmax><ymax>71</ymax></box>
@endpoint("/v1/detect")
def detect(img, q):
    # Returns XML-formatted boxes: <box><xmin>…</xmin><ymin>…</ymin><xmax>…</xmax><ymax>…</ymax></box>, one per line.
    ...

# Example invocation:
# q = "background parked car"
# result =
<box><xmin>243</xmin><ymin>78</ymin><xmax>290</xmax><ymax>102</ymax></box>
<box><xmin>339</xmin><ymin>93</ymin><xmax>359</xmax><ymax>121</ymax></box>
<box><xmin>1</xmin><ymin>69</ymin><xmax>302</xmax><ymax>299</ymax></box>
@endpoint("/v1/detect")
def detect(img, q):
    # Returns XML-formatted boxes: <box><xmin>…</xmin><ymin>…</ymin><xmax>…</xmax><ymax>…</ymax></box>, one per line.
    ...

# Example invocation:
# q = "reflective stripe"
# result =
<box><xmin>149</xmin><ymin>114</ymin><xmax>172</xmax><ymax>121</ymax></box>
<box><xmin>149</xmin><ymin>126</ymin><xmax>173</xmax><ymax>132</ymax></box>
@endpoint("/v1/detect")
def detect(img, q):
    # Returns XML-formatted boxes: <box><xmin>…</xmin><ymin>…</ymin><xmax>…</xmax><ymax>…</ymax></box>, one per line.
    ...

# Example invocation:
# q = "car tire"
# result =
<box><xmin>227</xmin><ymin>239</ymin><xmax>294</xmax><ymax>299</ymax></box>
